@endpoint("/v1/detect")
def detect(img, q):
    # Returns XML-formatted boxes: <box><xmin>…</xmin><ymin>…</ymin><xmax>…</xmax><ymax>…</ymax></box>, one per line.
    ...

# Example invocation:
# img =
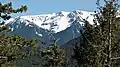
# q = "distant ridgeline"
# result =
<box><xmin>6</xmin><ymin>10</ymin><xmax>120</xmax><ymax>46</ymax></box>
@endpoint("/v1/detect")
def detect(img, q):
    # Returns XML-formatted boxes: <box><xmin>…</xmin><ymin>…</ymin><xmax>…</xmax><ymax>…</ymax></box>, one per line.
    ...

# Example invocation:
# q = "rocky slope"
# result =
<box><xmin>6</xmin><ymin>10</ymin><xmax>94</xmax><ymax>45</ymax></box>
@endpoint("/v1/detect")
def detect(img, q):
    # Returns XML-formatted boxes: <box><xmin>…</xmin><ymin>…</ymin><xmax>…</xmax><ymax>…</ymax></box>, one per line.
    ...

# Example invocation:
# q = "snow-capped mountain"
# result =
<box><xmin>6</xmin><ymin>10</ymin><xmax>94</xmax><ymax>45</ymax></box>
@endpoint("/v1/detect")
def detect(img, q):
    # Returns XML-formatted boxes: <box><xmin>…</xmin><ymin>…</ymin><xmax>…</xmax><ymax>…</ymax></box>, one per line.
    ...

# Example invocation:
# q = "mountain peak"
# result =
<box><xmin>57</xmin><ymin>11</ymin><xmax>70</xmax><ymax>16</ymax></box>
<box><xmin>5</xmin><ymin>10</ymin><xmax>96</xmax><ymax>45</ymax></box>
<box><xmin>6</xmin><ymin>10</ymin><xmax>94</xmax><ymax>33</ymax></box>
<box><xmin>5</xmin><ymin>10</ymin><xmax>120</xmax><ymax>45</ymax></box>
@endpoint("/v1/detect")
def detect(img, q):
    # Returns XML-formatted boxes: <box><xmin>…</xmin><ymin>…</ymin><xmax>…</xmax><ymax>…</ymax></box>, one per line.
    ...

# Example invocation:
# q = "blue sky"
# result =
<box><xmin>0</xmin><ymin>0</ymin><xmax>105</xmax><ymax>16</ymax></box>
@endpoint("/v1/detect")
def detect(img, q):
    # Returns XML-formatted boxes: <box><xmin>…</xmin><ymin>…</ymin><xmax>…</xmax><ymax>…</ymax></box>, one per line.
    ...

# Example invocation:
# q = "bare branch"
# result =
<box><xmin>111</xmin><ymin>57</ymin><xmax>120</xmax><ymax>60</ymax></box>
<box><xmin>0</xmin><ymin>56</ymin><xmax>7</xmax><ymax>59</ymax></box>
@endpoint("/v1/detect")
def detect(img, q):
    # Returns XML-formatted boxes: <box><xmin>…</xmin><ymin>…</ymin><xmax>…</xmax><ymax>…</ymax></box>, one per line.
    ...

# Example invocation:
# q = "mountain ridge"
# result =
<box><xmin>5</xmin><ymin>10</ymin><xmax>94</xmax><ymax>45</ymax></box>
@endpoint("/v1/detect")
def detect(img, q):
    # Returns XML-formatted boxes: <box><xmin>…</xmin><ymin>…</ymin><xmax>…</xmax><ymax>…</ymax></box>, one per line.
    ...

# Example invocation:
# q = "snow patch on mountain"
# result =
<box><xmin>6</xmin><ymin>10</ymin><xmax>94</xmax><ymax>33</ymax></box>
<box><xmin>5</xmin><ymin>10</ymin><xmax>96</xmax><ymax>45</ymax></box>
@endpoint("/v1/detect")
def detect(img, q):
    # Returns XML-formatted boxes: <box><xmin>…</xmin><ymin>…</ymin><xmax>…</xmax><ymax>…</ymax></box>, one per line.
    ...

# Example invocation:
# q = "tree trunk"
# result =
<box><xmin>105</xmin><ymin>16</ymin><xmax>112</xmax><ymax>67</ymax></box>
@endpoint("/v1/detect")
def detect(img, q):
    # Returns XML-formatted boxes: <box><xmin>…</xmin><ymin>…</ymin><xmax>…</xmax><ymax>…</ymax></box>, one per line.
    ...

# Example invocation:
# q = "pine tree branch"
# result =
<box><xmin>102</xmin><ymin>51</ymin><xmax>108</xmax><ymax>56</ymax></box>
<box><xmin>111</xmin><ymin>57</ymin><xmax>120</xmax><ymax>60</ymax></box>
<box><xmin>0</xmin><ymin>56</ymin><xmax>7</xmax><ymax>59</ymax></box>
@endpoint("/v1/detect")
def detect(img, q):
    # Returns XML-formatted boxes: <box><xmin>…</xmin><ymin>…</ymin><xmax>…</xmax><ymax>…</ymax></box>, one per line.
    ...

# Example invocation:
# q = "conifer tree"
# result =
<box><xmin>0</xmin><ymin>2</ymin><xmax>27</xmax><ymax>33</ymax></box>
<box><xmin>0</xmin><ymin>2</ymin><xmax>37</xmax><ymax>67</ymax></box>
<box><xmin>72</xmin><ymin>0</ymin><xmax>120</xmax><ymax>67</ymax></box>
<box><xmin>41</xmin><ymin>41</ymin><xmax>67</xmax><ymax>67</ymax></box>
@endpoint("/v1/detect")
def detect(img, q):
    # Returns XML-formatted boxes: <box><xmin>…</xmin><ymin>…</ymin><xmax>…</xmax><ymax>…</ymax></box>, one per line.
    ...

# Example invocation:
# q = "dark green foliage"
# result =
<box><xmin>41</xmin><ymin>42</ymin><xmax>67</xmax><ymax>67</ymax></box>
<box><xmin>72</xmin><ymin>0</ymin><xmax>120</xmax><ymax>67</ymax></box>
<box><xmin>0</xmin><ymin>34</ymin><xmax>37</xmax><ymax>66</ymax></box>
<box><xmin>0</xmin><ymin>2</ymin><xmax>27</xmax><ymax>33</ymax></box>
<box><xmin>0</xmin><ymin>2</ymin><xmax>38</xmax><ymax>67</ymax></box>
<box><xmin>71</xmin><ymin>27</ymin><xmax>99</xmax><ymax>67</ymax></box>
